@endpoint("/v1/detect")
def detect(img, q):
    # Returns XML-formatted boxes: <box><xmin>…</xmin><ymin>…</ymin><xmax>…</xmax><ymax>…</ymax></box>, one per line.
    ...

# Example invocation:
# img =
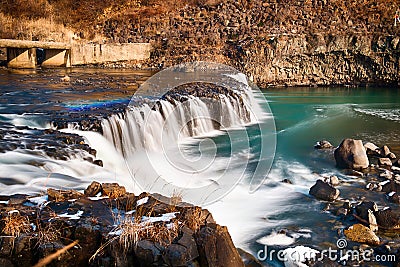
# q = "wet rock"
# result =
<box><xmin>364</xmin><ymin>142</ymin><xmax>380</xmax><ymax>155</ymax></box>
<box><xmin>336</xmin><ymin>207</ymin><xmax>348</xmax><ymax>217</ymax></box>
<box><xmin>375</xmin><ymin>209</ymin><xmax>400</xmax><ymax>229</ymax></box>
<box><xmin>368</xmin><ymin>209</ymin><xmax>378</xmax><ymax>232</ymax></box>
<box><xmin>94</xmin><ymin>159</ymin><xmax>103</xmax><ymax>167</ymax></box>
<box><xmin>101</xmin><ymin>183</ymin><xmax>126</xmax><ymax>198</ymax></box>
<box><xmin>281</xmin><ymin>178</ymin><xmax>293</xmax><ymax>184</ymax></box>
<box><xmin>381</xmin><ymin>145</ymin><xmax>392</xmax><ymax>157</ymax></box>
<box><xmin>195</xmin><ymin>223</ymin><xmax>243</xmax><ymax>267</ymax></box>
<box><xmin>344</xmin><ymin>224</ymin><xmax>380</xmax><ymax>246</ymax></box>
<box><xmin>379</xmin><ymin>169</ymin><xmax>393</xmax><ymax>179</ymax></box>
<box><xmin>237</xmin><ymin>248</ymin><xmax>264</xmax><ymax>267</ymax></box>
<box><xmin>387</xmin><ymin>191</ymin><xmax>400</xmax><ymax>204</ymax></box>
<box><xmin>314</xmin><ymin>140</ymin><xmax>333</xmax><ymax>149</ymax></box>
<box><xmin>388</xmin><ymin>152</ymin><xmax>397</xmax><ymax>159</ymax></box>
<box><xmin>325</xmin><ymin>175</ymin><xmax>340</xmax><ymax>186</ymax></box>
<box><xmin>379</xmin><ymin>158</ymin><xmax>392</xmax><ymax>167</ymax></box>
<box><xmin>47</xmin><ymin>188</ymin><xmax>84</xmax><ymax>201</ymax></box>
<box><xmin>355</xmin><ymin>201</ymin><xmax>378</xmax><ymax>221</ymax></box>
<box><xmin>334</xmin><ymin>139</ymin><xmax>369</xmax><ymax>169</ymax></box>
<box><xmin>381</xmin><ymin>180</ymin><xmax>400</xmax><ymax>193</ymax></box>
<box><xmin>84</xmin><ymin>181</ymin><xmax>102</xmax><ymax>197</ymax></box>
<box><xmin>309</xmin><ymin>180</ymin><xmax>340</xmax><ymax>201</ymax></box>
<box><xmin>395</xmin><ymin>159</ymin><xmax>400</xmax><ymax>167</ymax></box>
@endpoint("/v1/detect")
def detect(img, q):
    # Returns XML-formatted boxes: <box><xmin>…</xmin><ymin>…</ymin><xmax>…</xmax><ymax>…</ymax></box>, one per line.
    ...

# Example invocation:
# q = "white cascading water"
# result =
<box><xmin>101</xmin><ymin>94</ymin><xmax>255</xmax><ymax>157</ymax></box>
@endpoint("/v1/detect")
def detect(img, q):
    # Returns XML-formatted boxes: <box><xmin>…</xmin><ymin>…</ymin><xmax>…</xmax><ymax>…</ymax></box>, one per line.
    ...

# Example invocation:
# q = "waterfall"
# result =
<box><xmin>101</xmin><ymin>92</ymin><xmax>255</xmax><ymax>156</ymax></box>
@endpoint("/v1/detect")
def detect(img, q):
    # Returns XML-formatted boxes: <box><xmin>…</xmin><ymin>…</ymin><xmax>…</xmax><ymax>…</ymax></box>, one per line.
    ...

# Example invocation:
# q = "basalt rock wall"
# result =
<box><xmin>229</xmin><ymin>34</ymin><xmax>400</xmax><ymax>87</ymax></box>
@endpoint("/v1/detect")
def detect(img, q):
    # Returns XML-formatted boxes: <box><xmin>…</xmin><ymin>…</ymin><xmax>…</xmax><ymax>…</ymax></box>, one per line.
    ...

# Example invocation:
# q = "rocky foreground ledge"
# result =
<box><xmin>0</xmin><ymin>182</ymin><xmax>259</xmax><ymax>267</ymax></box>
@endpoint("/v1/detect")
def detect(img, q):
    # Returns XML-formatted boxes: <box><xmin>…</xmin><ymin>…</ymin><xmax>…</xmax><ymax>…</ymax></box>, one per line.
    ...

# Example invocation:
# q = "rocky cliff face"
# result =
<box><xmin>229</xmin><ymin>34</ymin><xmax>400</xmax><ymax>87</ymax></box>
<box><xmin>98</xmin><ymin>0</ymin><xmax>400</xmax><ymax>87</ymax></box>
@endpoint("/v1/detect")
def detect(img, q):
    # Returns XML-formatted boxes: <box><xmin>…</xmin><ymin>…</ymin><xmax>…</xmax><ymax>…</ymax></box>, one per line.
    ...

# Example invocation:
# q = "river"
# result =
<box><xmin>0</xmin><ymin>67</ymin><xmax>399</xmax><ymax>266</ymax></box>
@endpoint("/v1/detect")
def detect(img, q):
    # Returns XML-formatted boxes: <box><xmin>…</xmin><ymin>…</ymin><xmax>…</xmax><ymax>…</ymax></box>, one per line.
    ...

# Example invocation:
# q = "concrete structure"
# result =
<box><xmin>0</xmin><ymin>39</ymin><xmax>151</xmax><ymax>69</ymax></box>
<box><xmin>70</xmin><ymin>43</ymin><xmax>151</xmax><ymax>65</ymax></box>
<box><xmin>0</xmin><ymin>39</ymin><xmax>71</xmax><ymax>68</ymax></box>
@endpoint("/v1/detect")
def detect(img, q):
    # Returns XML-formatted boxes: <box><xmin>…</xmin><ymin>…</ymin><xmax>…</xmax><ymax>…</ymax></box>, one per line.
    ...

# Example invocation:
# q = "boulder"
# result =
<box><xmin>163</xmin><ymin>226</ymin><xmax>199</xmax><ymax>266</ymax></box>
<box><xmin>237</xmin><ymin>248</ymin><xmax>264</xmax><ymax>267</ymax></box>
<box><xmin>381</xmin><ymin>145</ymin><xmax>391</xmax><ymax>157</ymax></box>
<box><xmin>395</xmin><ymin>159</ymin><xmax>400</xmax><ymax>167</ymax></box>
<box><xmin>195</xmin><ymin>223</ymin><xmax>244</xmax><ymax>267</ymax></box>
<box><xmin>84</xmin><ymin>181</ymin><xmax>102</xmax><ymax>197</ymax></box>
<box><xmin>368</xmin><ymin>210</ymin><xmax>378</xmax><ymax>232</ymax></box>
<box><xmin>134</xmin><ymin>239</ymin><xmax>163</xmax><ymax>265</ymax></box>
<box><xmin>379</xmin><ymin>158</ymin><xmax>392</xmax><ymax>167</ymax></box>
<box><xmin>344</xmin><ymin>224</ymin><xmax>380</xmax><ymax>246</ymax></box>
<box><xmin>47</xmin><ymin>188</ymin><xmax>84</xmax><ymax>201</ymax></box>
<box><xmin>325</xmin><ymin>175</ymin><xmax>340</xmax><ymax>186</ymax></box>
<box><xmin>355</xmin><ymin>201</ymin><xmax>378</xmax><ymax>221</ymax></box>
<box><xmin>364</xmin><ymin>142</ymin><xmax>379</xmax><ymax>155</ymax></box>
<box><xmin>387</xmin><ymin>192</ymin><xmax>400</xmax><ymax>204</ymax></box>
<box><xmin>375</xmin><ymin>209</ymin><xmax>400</xmax><ymax>229</ymax></box>
<box><xmin>309</xmin><ymin>180</ymin><xmax>340</xmax><ymax>201</ymax></box>
<box><xmin>334</xmin><ymin>139</ymin><xmax>369</xmax><ymax>169</ymax></box>
<box><xmin>101</xmin><ymin>183</ymin><xmax>126</xmax><ymax>198</ymax></box>
<box><xmin>314</xmin><ymin>140</ymin><xmax>333</xmax><ymax>149</ymax></box>
<box><xmin>381</xmin><ymin>180</ymin><xmax>400</xmax><ymax>193</ymax></box>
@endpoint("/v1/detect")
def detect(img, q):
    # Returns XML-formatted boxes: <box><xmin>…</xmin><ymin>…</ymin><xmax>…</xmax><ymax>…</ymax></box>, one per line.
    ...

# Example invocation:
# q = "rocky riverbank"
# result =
<box><xmin>304</xmin><ymin>138</ymin><xmax>400</xmax><ymax>265</ymax></box>
<box><xmin>0</xmin><ymin>182</ymin><xmax>260</xmax><ymax>267</ymax></box>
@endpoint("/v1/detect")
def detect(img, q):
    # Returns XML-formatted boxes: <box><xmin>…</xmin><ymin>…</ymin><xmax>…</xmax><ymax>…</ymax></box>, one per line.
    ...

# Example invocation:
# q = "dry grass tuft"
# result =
<box><xmin>2</xmin><ymin>211</ymin><xmax>32</xmax><ymax>238</ymax></box>
<box><xmin>34</xmin><ymin>221</ymin><xmax>62</xmax><ymax>247</ymax></box>
<box><xmin>90</xmin><ymin>201</ymin><xmax>181</xmax><ymax>262</ymax></box>
<box><xmin>183</xmin><ymin>207</ymin><xmax>207</xmax><ymax>232</ymax></box>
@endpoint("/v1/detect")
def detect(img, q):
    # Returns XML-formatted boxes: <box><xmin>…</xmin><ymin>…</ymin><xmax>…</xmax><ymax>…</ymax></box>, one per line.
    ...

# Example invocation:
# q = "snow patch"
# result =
<box><xmin>58</xmin><ymin>210</ymin><xmax>84</xmax><ymax>220</ymax></box>
<box><xmin>137</xmin><ymin>197</ymin><xmax>149</xmax><ymax>206</ymax></box>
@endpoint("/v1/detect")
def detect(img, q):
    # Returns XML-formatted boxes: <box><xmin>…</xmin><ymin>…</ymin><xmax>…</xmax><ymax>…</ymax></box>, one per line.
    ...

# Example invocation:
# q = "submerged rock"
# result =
<box><xmin>334</xmin><ymin>139</ymin><xmax>369</xmax><ymax>170</ymax></box>
<box><xmin>309</xmin><ymin>180</ymin><xmax>340</xmax><ymax>201</ymax></box>
<box><xmin>344</xmin><ymin>224</ymin><xmax>380</xmax><ymax>246</ymax></box>
<box><xmin>314</xmin><ymin>140</ymin><xmax>333</xmax><ymax>149</ymax></box>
